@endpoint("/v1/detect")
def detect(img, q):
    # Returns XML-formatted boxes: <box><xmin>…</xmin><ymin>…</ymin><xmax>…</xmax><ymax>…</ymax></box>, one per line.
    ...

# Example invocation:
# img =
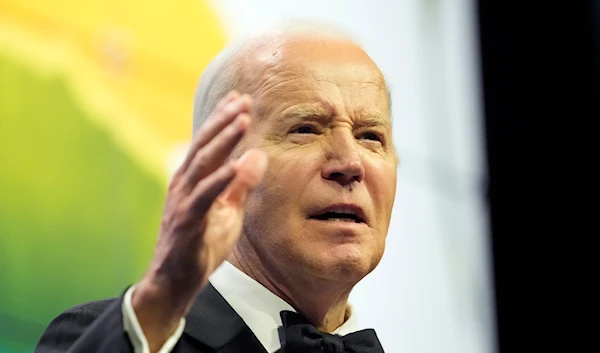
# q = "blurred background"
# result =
<box><xmin>1</xmin><ymin>0</ymin><xmax>597</xmax><ymax>352</ymax></box>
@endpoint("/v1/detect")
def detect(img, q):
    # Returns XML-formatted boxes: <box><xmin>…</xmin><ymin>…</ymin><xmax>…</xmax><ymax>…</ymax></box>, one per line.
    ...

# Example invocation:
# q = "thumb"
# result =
<box><xmin>220</xmin><ymin>149</ymin><xmax>268</xmax><ymax>206</ymax></box>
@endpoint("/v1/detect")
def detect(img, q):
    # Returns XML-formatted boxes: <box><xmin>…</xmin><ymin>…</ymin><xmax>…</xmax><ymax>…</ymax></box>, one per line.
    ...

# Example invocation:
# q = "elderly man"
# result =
<box><xmin>36</xmin><ymin>22</ymin><xmax>398</xmax><ymax>353</ymax></box>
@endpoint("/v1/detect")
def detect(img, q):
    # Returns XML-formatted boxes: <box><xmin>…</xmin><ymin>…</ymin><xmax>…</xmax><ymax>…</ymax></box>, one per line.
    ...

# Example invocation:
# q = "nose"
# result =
<box><xmin>321</xmin><ymin>130</ymin><xmax>365</xmax><ymax>186</ymax></box>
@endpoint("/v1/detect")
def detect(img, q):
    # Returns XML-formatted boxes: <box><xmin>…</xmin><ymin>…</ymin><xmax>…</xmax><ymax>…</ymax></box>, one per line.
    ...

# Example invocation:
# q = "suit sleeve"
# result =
<box><xmin>35</xmin><ymin>287</ymin><xmax>186</xmax><ymax>353</ymax></box>
<box><xmin>35</xmin><ymin>296</ymin><xmax>133</xmax><ymax>353</ymax></box>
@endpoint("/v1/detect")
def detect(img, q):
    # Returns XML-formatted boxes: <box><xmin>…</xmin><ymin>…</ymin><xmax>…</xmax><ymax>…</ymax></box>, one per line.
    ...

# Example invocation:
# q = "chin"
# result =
<box><xmin>318</xmin><ymin>248</ymin><xmax>379</xmax><ymax>282</ymax></box>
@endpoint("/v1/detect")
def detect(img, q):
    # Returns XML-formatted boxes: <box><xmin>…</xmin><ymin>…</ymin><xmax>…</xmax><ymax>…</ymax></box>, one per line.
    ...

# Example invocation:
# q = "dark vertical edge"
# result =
<box><xmin>476</xmin><ymin>2</ymin><xmax>599</xmax><ymax>352</ymax></box>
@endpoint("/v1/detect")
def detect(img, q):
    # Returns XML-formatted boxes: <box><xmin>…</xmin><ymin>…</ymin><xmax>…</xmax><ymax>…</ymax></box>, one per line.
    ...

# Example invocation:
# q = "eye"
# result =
<box><xmin>359</xmin><ymin>131</ymin><xmax>383</xmax><ymax>142</ymax></box>
<box><xmin>292</xmin><ymin>125</ymin><xmax>318</xmax><ymax>134</ymax></box>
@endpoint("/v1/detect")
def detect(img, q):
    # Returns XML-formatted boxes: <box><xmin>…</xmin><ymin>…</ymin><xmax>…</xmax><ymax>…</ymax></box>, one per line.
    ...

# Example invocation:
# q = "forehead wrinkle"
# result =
<box><xmin>257</xmin><ymin>75</ymin><xmax>389</xmax><ymax>126</ymax></box>
<box><xmin>279</xmin><ymin>101</ymin><xmax>391</xmax><ymax>131</ymax></box>
<box><xmin>251</xmin><ymin>71</ymin><xmax>318</xmax><ymax>117</ymax></box>
<box><xmin>255</xmin><ymin>69</ymin><xmax>302</xmax><ymax>96</ymax></box>
<box><xmin>257</xmin><ymin>73</ymin><xmax>386</xmax><ymax>115</ymax></box>
<box><xmin>297</xmin><ymin>70</ymin><xmax>389</xmax><ymax>116</ymax></box>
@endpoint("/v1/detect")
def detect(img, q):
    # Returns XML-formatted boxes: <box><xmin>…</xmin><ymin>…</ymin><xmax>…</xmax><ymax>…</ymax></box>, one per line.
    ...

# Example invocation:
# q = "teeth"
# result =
<box><xmin>329</xmin><ymin>218</ymin><xmax>356</xmax><ymax>223</ymax></box>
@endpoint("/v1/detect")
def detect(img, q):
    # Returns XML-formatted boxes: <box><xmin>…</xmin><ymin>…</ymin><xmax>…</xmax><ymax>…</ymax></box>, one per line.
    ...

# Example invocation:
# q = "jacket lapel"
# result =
<box><xmin>183</xmin><ymin>283</ymin><xmax>267</xmax><ymax>353</ymax></box>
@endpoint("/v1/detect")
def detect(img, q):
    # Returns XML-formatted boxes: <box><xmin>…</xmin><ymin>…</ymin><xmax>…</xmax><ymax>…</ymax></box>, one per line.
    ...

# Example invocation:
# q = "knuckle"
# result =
<box><xmin>164</xmin><ymin>201</ymin><xmax>196</xmax><ymax>234</ymax></box>
<box><xmin>191</xmin><ymin>152</ymin><xmax>210</xmax><ymax>172</ymax></box>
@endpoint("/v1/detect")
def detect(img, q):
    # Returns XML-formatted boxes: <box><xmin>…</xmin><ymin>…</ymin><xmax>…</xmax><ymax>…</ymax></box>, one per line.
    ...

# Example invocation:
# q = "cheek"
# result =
<box><xmin>243</xmin><ymin>152</ymin><xmax>320</xmax><ymax>257</ymax></box>
<box><xmin>265</xmin><ymin>148</ymin><xmax>321</xmax><ymax>191</ymax></box>
<box><xmin>249</xmin><ymin>152</ymin><xmax>315</xmax><ymax>221</ymax></box>
<box><xmin>366</xmin><ymin>160</ymin><xmax>397</xmax><ymax>219</ymax></box>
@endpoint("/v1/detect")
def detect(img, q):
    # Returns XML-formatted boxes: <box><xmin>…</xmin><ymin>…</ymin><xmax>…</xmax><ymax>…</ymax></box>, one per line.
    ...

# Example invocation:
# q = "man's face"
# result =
<box><xmin>241</xmin><ymin>38</ymin><xmax>397</xmax><ymax>283</ymax></box>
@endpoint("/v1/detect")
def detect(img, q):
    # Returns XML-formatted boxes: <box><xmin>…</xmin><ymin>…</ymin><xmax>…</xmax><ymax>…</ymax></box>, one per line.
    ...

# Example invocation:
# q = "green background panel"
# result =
<box><xmin>0</xmin><ymin>55</ymin><xmax>165</xmax><ymax>352</ymax></box>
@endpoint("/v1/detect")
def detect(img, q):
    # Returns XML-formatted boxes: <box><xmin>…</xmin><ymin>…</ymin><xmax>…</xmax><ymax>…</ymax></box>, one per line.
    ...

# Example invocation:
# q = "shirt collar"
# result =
<box><xmin>209</xmin><ymin>260</ymin><xmax>358</xmax><ymax>352</ymax></box>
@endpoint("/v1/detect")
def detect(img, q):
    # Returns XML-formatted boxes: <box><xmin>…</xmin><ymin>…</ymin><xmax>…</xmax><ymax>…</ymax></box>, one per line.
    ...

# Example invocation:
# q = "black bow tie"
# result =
<box><xmin>279</xmin><ymin>310</ymin><xmax>384</xmax><ymax>353</ymax></box>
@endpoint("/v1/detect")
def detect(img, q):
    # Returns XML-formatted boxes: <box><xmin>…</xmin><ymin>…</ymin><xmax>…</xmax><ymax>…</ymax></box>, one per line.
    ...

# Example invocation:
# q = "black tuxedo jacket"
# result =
<box><xmin>35</xmin><ymin>284</ymin><xmax>268</xmax><ymax>353</ymax></box>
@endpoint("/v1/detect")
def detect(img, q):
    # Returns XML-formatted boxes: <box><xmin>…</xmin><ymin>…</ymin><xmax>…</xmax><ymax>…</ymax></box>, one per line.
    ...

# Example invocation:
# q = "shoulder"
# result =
<box><xmin>35</xmin><ymin>297</ymin><xmax>124</xmax><ymax>352</ymax></box>
<box><xmin>62</xmin><ymin>297</ymin><xmax>119</xmax><ymax>315</ymax></box>
<box><xmin>44</xmin><ymin>296</ymin><xmax>122</xmax><ymax>332</ymax></box>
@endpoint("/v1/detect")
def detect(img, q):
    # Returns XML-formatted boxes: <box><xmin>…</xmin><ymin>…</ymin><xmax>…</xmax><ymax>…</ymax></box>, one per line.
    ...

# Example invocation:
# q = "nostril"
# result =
<box><xmin>322</xmin><ymin>159</ymin><xmax>365</xmax><ymax>185</ymax></box>
<box><xmin>325</xmin><ymin>171</ymin><xmax>360</xmax><ymax>187</ymax></box>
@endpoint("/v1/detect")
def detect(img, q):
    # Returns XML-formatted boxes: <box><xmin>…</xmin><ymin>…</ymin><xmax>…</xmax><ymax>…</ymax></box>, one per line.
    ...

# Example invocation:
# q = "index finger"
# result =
<box><xmin>180</xmin><ymin>93</ymin><xmax>252</xmax><ymax>172</ymax></box>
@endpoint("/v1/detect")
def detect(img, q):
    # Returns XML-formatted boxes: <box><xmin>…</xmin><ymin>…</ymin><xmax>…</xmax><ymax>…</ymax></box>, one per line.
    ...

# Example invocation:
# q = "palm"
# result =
<box><xmin>201</xmin><ymin>196</ymin><xmax>245</xmax><ymax>271</ymax></box>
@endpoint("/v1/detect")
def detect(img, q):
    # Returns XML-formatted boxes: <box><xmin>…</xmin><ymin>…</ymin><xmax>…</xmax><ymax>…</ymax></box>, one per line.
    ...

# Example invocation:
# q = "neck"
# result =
<box><xmin>227</xmin><ymin>238</ymin><xmax>354</xmax><ymax>332</ymax></box>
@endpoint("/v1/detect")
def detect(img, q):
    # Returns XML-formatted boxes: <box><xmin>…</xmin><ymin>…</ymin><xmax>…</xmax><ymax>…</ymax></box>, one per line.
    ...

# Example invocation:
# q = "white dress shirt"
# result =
<box><xmin>122</xmin><ymin>261</ymin><xmax>358</xmax><ymax>353</ymax></box>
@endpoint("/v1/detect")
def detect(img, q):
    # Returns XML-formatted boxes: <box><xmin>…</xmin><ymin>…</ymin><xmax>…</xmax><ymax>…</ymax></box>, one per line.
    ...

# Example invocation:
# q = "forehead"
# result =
<box><xmin>246</xmin><ymin>38</ymin><xmax>390</xmax><ymax>118</ymax></box>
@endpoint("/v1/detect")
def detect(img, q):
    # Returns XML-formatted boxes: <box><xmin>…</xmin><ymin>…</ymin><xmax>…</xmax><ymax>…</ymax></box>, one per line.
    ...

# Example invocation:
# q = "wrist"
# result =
<box><xmin>133</xmin><ymin>277</ymin><xmax>194</xmax><ymax>321</ymax></box>
<box><xmin>129</xmin><ymin>282</ymin><xmax>184</xmax><ymax>353</ymax></box>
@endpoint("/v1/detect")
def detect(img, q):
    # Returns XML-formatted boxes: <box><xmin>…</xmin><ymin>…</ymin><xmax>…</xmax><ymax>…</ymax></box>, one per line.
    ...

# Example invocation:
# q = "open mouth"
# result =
<box><xmin>309</xmin><ymin>211</ymin><xmax>365</xmax><ymax>223</ymax></box>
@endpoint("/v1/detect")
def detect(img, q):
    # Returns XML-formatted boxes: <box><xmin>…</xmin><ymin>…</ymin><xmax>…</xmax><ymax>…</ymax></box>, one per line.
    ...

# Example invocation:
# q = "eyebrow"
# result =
<box><xmin>280</xmin><ymin>104</ymin><xmax>332</xmax><ymax>122</ymax></box>
<box><xmin>354</xmin><ymin>116</ymin><xmax>391</xmax><ymax>129</ymax></box>
<box><xmin>279</xmin><ymin>103</ymin><xmax>391</xmax><ymax>128</ymax></box>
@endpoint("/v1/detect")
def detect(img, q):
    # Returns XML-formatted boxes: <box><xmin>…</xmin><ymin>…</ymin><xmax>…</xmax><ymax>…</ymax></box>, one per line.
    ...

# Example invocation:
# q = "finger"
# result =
<box><xmin>213</xmin><ymin>90</ymin><xmax>240</xmax><ymax>113</ymax></box>
<box><xmin>182</xmin><ymin>93</ymin><xmax>249</xmax><ymax>171</ymax></box>
<box><xmin>219</xmin><ymin>149</ymin><xmax>268</xmax><ymax>207</ymax></box>
<box><xmin>184</xmin><ymin>112</ymin><xmax>250</xmax><ymax>187</ymax></box>
<box><xmin>188</xmin><ymin>161</ymin><xmax>237</xmax><ymax>216</ymax></box>
<box><xmin>180</xmin><ymin>94</ymin><xmax>252</xmax><ymax>172</ymax></box>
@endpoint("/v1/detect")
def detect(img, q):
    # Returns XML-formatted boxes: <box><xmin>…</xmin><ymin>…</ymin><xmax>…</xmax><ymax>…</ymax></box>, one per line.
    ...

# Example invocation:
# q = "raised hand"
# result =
<box><xmin>131</xmin><ymin>91</ymin><xmax>268</xmax><ymax>352</ymax></box>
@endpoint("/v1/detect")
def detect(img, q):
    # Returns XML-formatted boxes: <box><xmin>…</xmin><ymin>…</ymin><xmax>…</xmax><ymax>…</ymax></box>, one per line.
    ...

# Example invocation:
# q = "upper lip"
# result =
<box><xmin>309</xmin><ymin>203</ymin><xmax>369</xmax><ymax>224</ymax></box>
